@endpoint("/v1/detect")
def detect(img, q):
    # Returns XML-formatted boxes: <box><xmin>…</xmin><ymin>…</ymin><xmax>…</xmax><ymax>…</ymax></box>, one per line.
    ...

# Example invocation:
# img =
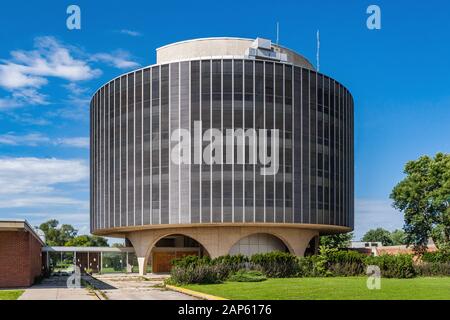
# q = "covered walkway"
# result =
<box><xmin>42</xmin><ymin>246</ymin><xmax>139</xmax><ymax>274</ymax></box>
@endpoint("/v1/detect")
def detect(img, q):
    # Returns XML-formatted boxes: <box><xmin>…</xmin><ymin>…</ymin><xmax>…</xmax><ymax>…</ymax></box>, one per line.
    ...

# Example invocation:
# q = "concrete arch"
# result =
<box><xmin>126</xmin><ymin>225</ymin><xmax>320</xmax><ymax>275</ymax></box>
<box><xmin>304</xmin><ymin>234</ymin><xmax>320</xmax><ymax>256</ymax></box>
<box><xmin>147</xmin><ymin>232</ymin><xmax>212</xmax><ymax>259</ymax></box>
<box><xmin>228</xmin><ymin>232</ymin><xmax>295</xmax><ymax>255</ymax></box>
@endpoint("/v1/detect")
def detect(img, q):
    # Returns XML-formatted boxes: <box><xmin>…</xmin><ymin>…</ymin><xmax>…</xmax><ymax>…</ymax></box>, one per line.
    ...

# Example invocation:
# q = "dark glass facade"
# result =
<box><xmin>91</xmin><ymin>59</ymin><xmax>354</xmax><ymax>232</ymax></box>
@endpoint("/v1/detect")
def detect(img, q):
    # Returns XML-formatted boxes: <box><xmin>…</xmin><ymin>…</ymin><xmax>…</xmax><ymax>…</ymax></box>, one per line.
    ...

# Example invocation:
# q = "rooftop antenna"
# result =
<box><xmin>276</xmin><ymin>22</ymin><xmax>280</xmax><ymax>46</ymax></box>
<box><xmin>316</xmin><ymin>30</ymin><xmax>320</xmax><ymax>72</ymax></box>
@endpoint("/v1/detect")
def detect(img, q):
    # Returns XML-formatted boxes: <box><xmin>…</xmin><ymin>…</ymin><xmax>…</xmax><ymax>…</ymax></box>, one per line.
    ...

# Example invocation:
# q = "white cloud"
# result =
<box><xmin>0</xmin><ymin>157</ymin><xmax>88</xmax><ymax>225</ymax></box>
<box><xmin>0</xmin><ymin>88</ymin><xmax>49</xmax><ymax>110</ymax></box>
<box><xmin>0</xmin><ymin>197</ymin><xmax>88</xmax><ymax>209</ymax></box>
<box><xmin>0</xmin><ymin>133</ymin><xmax>89</xmax><ymax>148</ymax></box>
<box><xmin>90</xmin><ymin>50</ymin><xmax>140</xmax><ymax>69</ymax></box>
<box><xmin>0</xmin><ymin>63</ymin><xmax>48</xmax><ymax>90</ymax></box>
<box><xmin>62</xmin><ymin>82</ymin><xmax>89</xmax><ymax>96</ymax></box>
<box><xmin>12</xmin><ymin>88</ymin><xmax>49</xmax><ymax>105</ymax></box>
<box><xmin>55</xmin><ymin>137</ymin><xmax>89</xmax><ymax>148</ymax></box>
<box><xmin>1</xmin><ymin>212</ymin><xmax>91</xmax><ymax>236</ymax></box>
<box><xmin>10</xmin><ymin>36</ymin><xmax>101</xmax><ymax>83</ymax></box>
<box><xmin>0</xmin><ymin>36</ymin><xmax>139</xmax><ymax>110</ymax></box>
<box><xmin>0</xmin><ymin>157</ymin><xmax>88</xmax><ymax>196</ymax></box>
<box><xmin>0</xmin><ymin>96</ymin><xmax>22</xmax><ymax>110</ymax></box>
<box><xmin>354</xmin><ymin>198</ymin><xmax>405</xmax><ymax>240</ymax></box>
<box><xmin>4</xmin><ymin>112</ymin><xmax>51</xmax><ymax>126</ymax></box>
<box><xmin>0</xmin><ymin>133</ymin><xmax>50</xmax><ymax>146</ymax></box>
<box><xmin>119</xmin><ymin>29</ymin><xmax>142</xmax><ymax>37</ymax></box>
<box><xmin>16</xmin><ymin>212</ymin><xmax>89</xmax><ymax>221</ymax></box>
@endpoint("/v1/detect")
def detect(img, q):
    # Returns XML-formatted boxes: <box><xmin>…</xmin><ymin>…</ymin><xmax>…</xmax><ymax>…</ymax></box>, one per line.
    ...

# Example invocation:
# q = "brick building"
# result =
<box><xmin>0</xmin><ymin>220</ymin><xmax>45</xmax><ymax>288</ymax></box>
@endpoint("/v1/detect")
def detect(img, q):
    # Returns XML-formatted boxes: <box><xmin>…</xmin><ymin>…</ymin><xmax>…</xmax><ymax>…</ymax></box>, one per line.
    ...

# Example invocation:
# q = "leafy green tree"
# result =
<box><xmin>320</xmin><ymin>232</ymin><xmax>353</xmax><ymax>249</ymax></box>
<box><xmin>362</xmin><ymin>228</ymin><xmax>394</xmax><ymax>246</ymax></box>
<box><xmin>38</xmin><ymin>219</ymin><xmax>77</xmax><ymax>246</ymax></box>
<box><xmin>390</xmin><ymin>229</ymin><xmax>407</xmax><ymax>245</ymax></box>
<box><xmin>65</xmin><ymin>235</ymin><xmax>109</xmax><ymax>247</ymax></box>
<box><xmin>390</xmin><ymin>153</ymin><xmax>450</xmax><ymax>253</ymax></box>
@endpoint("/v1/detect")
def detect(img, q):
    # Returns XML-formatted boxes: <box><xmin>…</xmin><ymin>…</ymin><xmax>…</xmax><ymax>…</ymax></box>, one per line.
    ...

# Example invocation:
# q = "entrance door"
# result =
<box><xmin>152</xmin><ymin>251</ymin><xmax>199</xmax><ymax>273</ymax></box>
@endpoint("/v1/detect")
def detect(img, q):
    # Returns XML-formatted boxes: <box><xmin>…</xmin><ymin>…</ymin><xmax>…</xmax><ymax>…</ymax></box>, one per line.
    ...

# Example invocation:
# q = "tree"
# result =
<box><xmin>38</xmin><ymin>219</ymin><xmax>108</xmax><ymax>247</ymax></box>
<box><xmin>390</xmin><ymin>153</ymin><xmax>450</xmax><ymax>253</ymax></box>
<box><xmin>65</xmin><ymin>235</ymin><xmax>109</xmax><ymax>247</ymax></box>
<box><xmin>38</xmin><ymin>219</ymin><xmax>77</xmax><ymax>246</ymax></box>
<box><xmin>390</xmin><ymin>229</ymin><xmax>407</xmax><ymax>245</ymax></box>
<box><xmin>362</xmin><ymin>228</ymin><xmax>394</xmax><ymax>246</ymax></box>
<box><xmin>320</xmin><ymin>232</ymin><xmax>353</xmax><ymax>249</ymax></box>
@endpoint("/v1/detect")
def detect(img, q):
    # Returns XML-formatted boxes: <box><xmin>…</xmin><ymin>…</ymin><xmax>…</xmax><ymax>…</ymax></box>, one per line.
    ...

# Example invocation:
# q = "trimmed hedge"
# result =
<box><xmin>168</xmin><ymin>264</ymin><xmax>227</xmax><ymax>285</ymax></box>
<box><xmin>170</xmin><ymin>254</ymin><xmax>252</xmax><ymax>284</ymax></box>
<box><xmin>415</xmin><ymin>262</ymin><xmax>450</xmax><ymax>276</ymax></box>
<box><xmin>327</xmin><ymin>250</ymin><xmax>367</xmax><ymax>276</ymax></box>
<box><xmin>365</xmin><ymin>254</ymin><xmax>416</xmax><ymax>278</ymax></box>
<box><xmin>168</xmin><ymin>250</ymin><xmax>450</xmax><ymax>284</ymax></box>
<box><xmin>250</xmin><ymin>252</ymin><xmax>299</xmax><ymax>278</ymax></box>
<box><xmin>422</xmin><ymin>251</ymin><xmax>450</xmax><ymax>263</ymax></box>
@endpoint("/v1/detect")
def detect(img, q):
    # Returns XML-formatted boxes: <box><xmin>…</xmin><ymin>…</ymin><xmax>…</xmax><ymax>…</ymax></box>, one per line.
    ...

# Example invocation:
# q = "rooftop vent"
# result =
<box><xmin>245</xmin><ymin>37</ymin><xmax>288</xmax><ymax>62</ymax></box>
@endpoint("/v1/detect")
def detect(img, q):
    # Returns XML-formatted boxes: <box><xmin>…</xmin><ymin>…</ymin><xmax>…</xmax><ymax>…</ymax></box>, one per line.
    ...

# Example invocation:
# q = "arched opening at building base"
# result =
<box><xmin>229</xmin><ymin>233</ymin><xmax>290</xmax><ymax>256</ymax></box>
<box><xmin>304</xmin><ymin>235</ymin><xmax>319</xmax><ymax>256</ymax></box>
<box><xmin>150</xmin><ymin>234</ymin><xmax>208</xmax><ymax>273</ymax></box>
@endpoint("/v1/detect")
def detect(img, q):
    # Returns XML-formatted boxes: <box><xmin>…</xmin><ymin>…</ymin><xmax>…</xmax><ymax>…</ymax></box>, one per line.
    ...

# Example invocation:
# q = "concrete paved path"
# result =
<box><xmin>90</xmin><ymin>274</ymin><xmax>197</xmax><ymax>300</ymax></box>
<box><xmin>19</xmin><ymin>275</ymin><xmax>98</xmax><ymax>300</ymax></box>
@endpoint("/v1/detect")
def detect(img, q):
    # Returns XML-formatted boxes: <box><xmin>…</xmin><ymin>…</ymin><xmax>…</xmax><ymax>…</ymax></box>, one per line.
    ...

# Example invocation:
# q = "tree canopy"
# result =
<box><xmin>362</xmin><ymin>228</ymin><xmax>394</xmax><ymax>246</ymax></box>
<box><xmin>38</xmin><ymin>219</ymin><xmax>108</xmax><ymax>247</ymax></box>
<box><xmin>361</xmin><ymin>228</ymin><xmax>407</xmax><ymax>246</ymax></box>
<box><xmin>320</xmin><ymin>232</ymin><xmax>353</xmax><ymax>249</ymax></box>
<box><xmin>39</xmin><ymin>219</ymin><xmax>77</xmax><ymax>246</ymax></box>
<box><xmin>390</xmin><ymin>229</ymin><xmax>407</xmax><ymax>245</ymax></box>
<box><xmin>390</xmin><ymin>153</ymin><xmax>450</xmax><ymax>253</ymax></box>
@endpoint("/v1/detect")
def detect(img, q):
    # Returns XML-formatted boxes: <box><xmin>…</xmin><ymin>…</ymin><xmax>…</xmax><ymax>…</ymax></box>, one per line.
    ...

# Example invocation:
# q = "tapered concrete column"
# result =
<box><xmin>137</xmin><ymin>256</ymin><xmax>148</xmax><ymax>276</ymax></box>
<box><xmin>127</xmin><ymin>232</ymin><xmax>154</xmax><ymax>275</ymax></box>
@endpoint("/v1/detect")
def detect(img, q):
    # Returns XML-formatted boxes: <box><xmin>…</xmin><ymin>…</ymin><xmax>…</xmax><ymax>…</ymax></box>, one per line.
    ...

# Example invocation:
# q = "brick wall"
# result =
<box><xmin>0</xmin><ymin>231</ymin><xmax>43</xmax><ymax>288</ymax></box>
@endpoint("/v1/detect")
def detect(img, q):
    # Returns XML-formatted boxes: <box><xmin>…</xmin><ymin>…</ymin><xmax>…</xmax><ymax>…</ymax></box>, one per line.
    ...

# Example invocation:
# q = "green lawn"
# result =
<box><xmin>0</xmin><ymin>290</ymin><xmax>24</xmax><ymax>300</ymax></box>
<box><xmin>182</xmin><ymin>277</ymin><xmax>450</xmax><ymax>300</ymax></box>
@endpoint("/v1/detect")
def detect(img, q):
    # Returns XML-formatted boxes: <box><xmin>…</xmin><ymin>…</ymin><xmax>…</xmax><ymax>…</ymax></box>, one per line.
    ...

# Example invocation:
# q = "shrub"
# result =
<box><xmin>228</xmin><ymin>270</ymin><xmax>267</xmax><ymax>282</ymax></box>
<box><xmin>328</xmin><ymin>250</ymin><xmax>367</xmax><ymax>265</ymax></box>
<box><xmin>212</xmin><ymin>254</ymin><xmax>249</xmax><ymax>265</ymax></box>
<box><xmin>171</xmin><ymin>255</ymin><xmax>211</xmax><ymax>268</ymax></box>
<box><xmin>297</xmin><ymin>256</ymin><xmax>323</xmax><ymax>277</ymax></box>
<box><xmin>326</xmin><ymin>250</ymin><xmax>367</xmax><ymax>276</ymax></box>
<box><xmin>169</xmin><ymin>254</ymin><xmax>252</xmax><ymax>284</ymax></box>
<box><xmin>168</xmin><ymin>264</ymin><xmax>227</xmax><ymax>285</ymax></box>
<box><xmin>250</xmin><ymin>252</ymin><xmax>299</xmax><ymax>278</ymax></box>
<box><xmin>365</xmin><ymin>254</ymin><xmax>416</xmax><ymax>278</ymax></box>
<box><xmin>415</xmin><ymin>262</ymin><xmax>450</xmax><ymax>276</ymax></box>
<box><xmin>422</xmin><ymin>251</ymin><xmax>450</xmax><ymax>263</ymax></box>
<box><xmin>211</xmin><ymin>254</ymin><xmax>250</xmax><ymax>279</ymax></box>
<box><xmin>328</xmin><ymin>262</ymin><xmax>366</xmax><ymax>277</ymax></box>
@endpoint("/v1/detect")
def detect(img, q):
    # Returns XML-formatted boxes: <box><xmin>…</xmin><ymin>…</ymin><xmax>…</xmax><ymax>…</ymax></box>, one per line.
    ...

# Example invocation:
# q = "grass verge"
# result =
<box><xmin>182</xmin><ymin>277</ymin><xmax>450</xmax><ymax>300</ymax></box>
<box><xmin>0</xmin><ymin>290</ymin><xmax>24</xmax><ymax>300</ymax></box>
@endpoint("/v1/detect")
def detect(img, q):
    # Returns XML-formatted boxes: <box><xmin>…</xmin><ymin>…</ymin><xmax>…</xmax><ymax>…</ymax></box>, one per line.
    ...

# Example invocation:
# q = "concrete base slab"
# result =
<box><xmin>19</xmin><ymin>276</ymin><xmax>97</xmax><ymax>300</ymax></box>
<box><xmin>90</xmin><ymin>274</ymin><xmax>196</xmax><ymax>300</ymax></box>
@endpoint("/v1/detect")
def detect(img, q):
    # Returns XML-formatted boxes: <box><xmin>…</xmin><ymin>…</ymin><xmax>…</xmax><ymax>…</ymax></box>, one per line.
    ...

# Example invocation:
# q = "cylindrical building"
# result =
<box><xmin>90</xmin><ymin>38</ymin><xmax>354</xmax><ymax>274</ymax></box>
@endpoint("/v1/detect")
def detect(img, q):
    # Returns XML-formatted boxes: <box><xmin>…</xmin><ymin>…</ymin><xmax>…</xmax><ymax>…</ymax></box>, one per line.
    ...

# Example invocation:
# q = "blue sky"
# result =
<box><xmin>0</xmin><ymin>0</ymin><xmax>449</xmax><ymax>241</ymax></box>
